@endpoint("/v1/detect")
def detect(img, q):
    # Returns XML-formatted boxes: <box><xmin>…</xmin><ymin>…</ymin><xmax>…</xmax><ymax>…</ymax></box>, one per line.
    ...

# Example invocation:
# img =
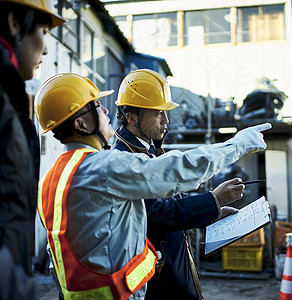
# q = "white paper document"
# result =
<box><xmin>205</xmin><ymin>196</ymin><xmax>271</xmax><ymax>255</ymax></box>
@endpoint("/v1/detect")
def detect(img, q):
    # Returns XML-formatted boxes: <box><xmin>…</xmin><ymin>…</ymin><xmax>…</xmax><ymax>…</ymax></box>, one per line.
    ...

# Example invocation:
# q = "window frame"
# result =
<box><xmin>236</xmin><ymin>4</ymin><xmax>286</xmax><ymax>43</ymax></box>
<box><xmin>52</xmin><ymin>0</ymin><xmax>81</xmax><ymax>56</ymax></box>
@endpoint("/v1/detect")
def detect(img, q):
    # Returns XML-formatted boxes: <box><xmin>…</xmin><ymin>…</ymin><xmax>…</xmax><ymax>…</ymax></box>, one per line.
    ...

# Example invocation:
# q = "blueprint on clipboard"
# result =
<box><xmin>205</xmin><ymin>196</ymin><xmax>271</xmax><ymax>255</ymax></box>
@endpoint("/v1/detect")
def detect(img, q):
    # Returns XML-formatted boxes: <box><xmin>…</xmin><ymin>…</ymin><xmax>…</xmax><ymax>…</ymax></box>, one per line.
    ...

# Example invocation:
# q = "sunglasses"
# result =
<box><xmin>74</xmin><ymin>101</ymin><xmax>101</xmax><ymax>119</ymax></box>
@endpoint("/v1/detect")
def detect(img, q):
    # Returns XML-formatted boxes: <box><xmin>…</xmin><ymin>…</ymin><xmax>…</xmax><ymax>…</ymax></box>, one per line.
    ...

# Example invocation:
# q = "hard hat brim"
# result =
<box><xmin>97</xmin><ymin>90</ymin><xmax>115</xmax><ymax>99</ymax></box>
<box><xmin>151</xmin><ymin>101</ymin><xmax>179</xmax><ymax>111</ymax></box>
<box><xmin>48</xmin><ymin>13</ymin><xmax>66</xmax><ymax>29</ymax></box>
<box><xmin>0</xmin><ymin>0</ymin><xmax>66</xmax><ymax>28</ymax></box>
<box><xmin>115</xmin><ymin>100</ymin><xmax>179</xmax><ymax>111</ymax></box>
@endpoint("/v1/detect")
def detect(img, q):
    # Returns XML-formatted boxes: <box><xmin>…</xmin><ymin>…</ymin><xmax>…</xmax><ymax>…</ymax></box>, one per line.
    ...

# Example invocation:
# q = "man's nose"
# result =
<box><xmin>102</xmin><ymin>106</ymin><xmax>109</xmax><ymax>115</ymax></box>
<box><xmin>162</xmin><ymin>111</ymin><xmax>169</xmax><ymax>124</ymax></box>
<box><xmin>43</xmin><ymin>45</ymin><xmax>48</xmax><ymax>56</ymax></box>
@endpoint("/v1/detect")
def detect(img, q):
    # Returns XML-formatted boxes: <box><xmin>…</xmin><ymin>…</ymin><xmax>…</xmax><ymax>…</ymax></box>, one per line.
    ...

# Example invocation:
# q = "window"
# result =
<box><xmin>51</xmin><ymin>0</ymin><xmax>80</xmax><ymax>55</ymax></box>
<box><xmin>184</xmin><ymin>8</ymin><xmax>231</xmax><ymax>46</ymax></box>
<box><xmin>132</xmin><ymin>12</ymin><xmax>177</xmax><ymax>49</ymax></box>
<box><xmin>94</xmin><ymin>35</ymin><xmax>105</xmax><ymax>78</ymax></box>
<box><xmin>82</xmin><ymin>25</ymin><xmax>93</xmax><ymax>69</ymax></box>
<box><xmin>81</xmin><ymin>21</ymin><xmax>106</xmax><ymax>80</ymax></box>
<box><xmin>94</xmin><ymin>77</ymin><xmax>105</xmax><ymax>92</ymax></box>
<box><xmin>237</xmin><ymin>5</ymin><xmax>285</xmax><ymax>43</ymax></box>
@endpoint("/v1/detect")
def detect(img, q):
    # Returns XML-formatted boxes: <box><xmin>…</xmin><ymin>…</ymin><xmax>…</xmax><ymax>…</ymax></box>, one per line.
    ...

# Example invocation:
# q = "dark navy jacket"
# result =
<box><xmin>0</xmin><ymin>40</ymin><xmax>39</xmax><ymax>299</ymax></box>
<box><xmin>113</xmin><ymin>126</ymin><xmax>220</xmax><ymax>300</ymax></box>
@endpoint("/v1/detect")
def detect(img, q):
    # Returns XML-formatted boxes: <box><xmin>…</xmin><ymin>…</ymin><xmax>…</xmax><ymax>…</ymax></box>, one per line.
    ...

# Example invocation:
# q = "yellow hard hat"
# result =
<box><xmin>115</xmin><ymin>69</ymin><xmax>179</xmax><ymax>111</ymax></box>
<box><xmin>0</xmin><ymin>0</ymin><xmax>65</xmax><ymax>28</ymax></box>
<box><xmin>35</xmin><ymin>73</ymin><xmax>114</xmax><ymax>133</ymax></box>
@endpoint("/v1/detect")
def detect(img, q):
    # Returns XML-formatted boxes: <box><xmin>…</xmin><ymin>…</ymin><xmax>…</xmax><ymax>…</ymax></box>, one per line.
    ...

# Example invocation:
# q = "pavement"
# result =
<box><xmin>34</xmin><ymin>272</ymin><xmax>59</xmax><ymax>300</ymax></box>
<box><xmin>200</xmin><ymin>275</ymin><xmax>281</xmax><ymax>299</ymax></box>
<box><xmin>34</xmin><ymin>271</ymin><xmax>282</xmax><ymax>300</ymax></box>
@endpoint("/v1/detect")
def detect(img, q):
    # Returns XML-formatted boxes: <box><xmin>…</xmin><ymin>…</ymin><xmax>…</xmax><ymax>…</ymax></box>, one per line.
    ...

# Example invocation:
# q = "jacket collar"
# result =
<box><xmin>64</xmin><ymin>142</ymin><xmax>98</xmax><ymax>152</ymax></box>
<box><xmin>115</xmin><ymin>126</ymin><xmax>147</xmax><ymax>150</ymax></box>
<box><xmin>115</xmin><ymin>126</ymin><xmax>154</xmax><ymax>156</ymax></box>
<box><xmin>0</xmin><ymin>37</ymin><xmax>19</xmax><ymax>71</ymax></box>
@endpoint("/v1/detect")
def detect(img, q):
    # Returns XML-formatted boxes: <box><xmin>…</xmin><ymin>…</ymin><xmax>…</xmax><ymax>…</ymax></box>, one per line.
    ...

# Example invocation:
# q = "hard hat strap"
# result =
<box><xmin>88</xmin><ymin>101</ymin><xmax>111</xmax><ymax>150</ymax></box>
<box><xmin>68</xmin><ymin>102</ymin><xmax>110</xmax><ymax>149</ymax></box>
<box><xmin>116</xmin><ymin>106</ymin><xmax>127</xmax><ymax>121</ymax></box>
<box><xmin>117</xmin><ymin>105</ymin><xmax>151</xmax><ymax>141</ymax></box>
<box><xmin>136</xmin><ymin>108</ymin><xmax>151</xmax><ymax>141</ymax></box>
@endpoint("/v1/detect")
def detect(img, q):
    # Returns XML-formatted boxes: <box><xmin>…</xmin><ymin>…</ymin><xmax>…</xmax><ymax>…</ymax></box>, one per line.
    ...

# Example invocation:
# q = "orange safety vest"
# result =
<box><xmin>38</xmin><ymin>148</ymin><xmax>158</xmax><ymax>300</ymax></box>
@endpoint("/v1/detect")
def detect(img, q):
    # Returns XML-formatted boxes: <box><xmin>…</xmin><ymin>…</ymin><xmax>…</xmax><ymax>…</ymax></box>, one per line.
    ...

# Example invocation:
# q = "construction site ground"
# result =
<box><xmin>34</xmin><ymin>271</ymin><xmax>281</xmax><ymax>300</ymax></box>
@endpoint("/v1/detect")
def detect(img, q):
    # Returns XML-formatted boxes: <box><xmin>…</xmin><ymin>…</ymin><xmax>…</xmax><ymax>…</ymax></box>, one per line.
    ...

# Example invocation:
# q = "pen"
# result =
<box><xmin>235</xmin><ymin>180</ymin><xmax>265</xmax><ymax>185</ymax></box>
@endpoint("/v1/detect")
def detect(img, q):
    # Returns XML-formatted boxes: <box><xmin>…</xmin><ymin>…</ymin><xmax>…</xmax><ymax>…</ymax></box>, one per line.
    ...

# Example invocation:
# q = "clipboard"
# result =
<box><xmin>204</xmin><ymin>196</ymin><xmax>271</xmax><ymax>256</ymax></box>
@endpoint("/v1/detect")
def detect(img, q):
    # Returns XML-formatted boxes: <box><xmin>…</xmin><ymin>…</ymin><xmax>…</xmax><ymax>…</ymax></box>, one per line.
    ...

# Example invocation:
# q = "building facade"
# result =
<box><xmin>104</xmin><ymin>0</ymin><xmax>292</xmax><ymax>114</ymax></box>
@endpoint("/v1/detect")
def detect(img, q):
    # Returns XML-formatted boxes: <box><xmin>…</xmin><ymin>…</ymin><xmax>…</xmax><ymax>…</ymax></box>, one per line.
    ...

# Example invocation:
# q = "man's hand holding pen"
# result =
<box><xmin>212</xmin><ymin>178</ymin><xmax>245</xmax><ymax>206</ymax></box>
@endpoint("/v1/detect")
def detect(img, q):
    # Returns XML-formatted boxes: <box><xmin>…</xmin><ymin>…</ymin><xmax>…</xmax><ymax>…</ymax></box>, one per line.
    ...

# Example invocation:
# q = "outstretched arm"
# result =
<box><xmin>105</xmin><ymin>123</ymin><xmax>271</xmax><ymax>200</ymax></box>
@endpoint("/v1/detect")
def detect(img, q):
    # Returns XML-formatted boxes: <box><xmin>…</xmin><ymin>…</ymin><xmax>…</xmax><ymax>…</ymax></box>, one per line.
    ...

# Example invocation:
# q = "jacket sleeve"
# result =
<box><xmin>0</xmin><ymin>246</ymin><xmax>36</xmax><ymax>300</ymax></box>
<box><xmin>0</xmin><ymin>90</ymin><xmax>36</xmax><ymax>274</ymax></box>
<box><xmin>104</xmin><ymin>140</ymin><xmax>247</xmax><ymax>200</ymax></box>
<box><xmin>145</xmin><ymin>192</ymin><xmax>219</xmax><ymax>231</ymax></box>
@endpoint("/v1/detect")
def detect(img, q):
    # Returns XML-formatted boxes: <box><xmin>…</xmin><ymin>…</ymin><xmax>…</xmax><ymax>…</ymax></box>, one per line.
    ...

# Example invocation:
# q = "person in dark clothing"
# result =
<box><xmin>114</xmin><ymin>69</ymin><xmax>246</xmax><ymax>300</ymax></box>
<box><xmin>0</xmin><ymin>1</ymin><xmax>64</xmax><ymax>299</ymax></box>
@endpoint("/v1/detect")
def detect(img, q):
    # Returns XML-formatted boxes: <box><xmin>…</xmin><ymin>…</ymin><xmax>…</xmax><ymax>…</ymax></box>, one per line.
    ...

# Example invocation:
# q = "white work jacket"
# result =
<box><xmin>62</xmin><ymin>139</ymin><xmax>246</xmax><ymax>299</ymax></box>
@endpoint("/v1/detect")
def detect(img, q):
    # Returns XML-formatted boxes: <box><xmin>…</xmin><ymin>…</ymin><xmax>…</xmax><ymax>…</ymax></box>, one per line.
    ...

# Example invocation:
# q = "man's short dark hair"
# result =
<box><xmin>52</xmin><ymin>118</ymin><xmax>74</xmax><ymax>142</ymax></box>
<box><xmin>118</xmin><ymin>106</ymin><xmax>141</xmax><ymax>126</ymax></box>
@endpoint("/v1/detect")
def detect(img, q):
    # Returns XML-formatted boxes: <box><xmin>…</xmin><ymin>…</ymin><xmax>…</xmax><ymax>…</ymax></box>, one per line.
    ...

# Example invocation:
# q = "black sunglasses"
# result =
<box><xmin>74</xmin><ymin>101</ymin><xmax>101</xmax><ymax>119</ymax></box>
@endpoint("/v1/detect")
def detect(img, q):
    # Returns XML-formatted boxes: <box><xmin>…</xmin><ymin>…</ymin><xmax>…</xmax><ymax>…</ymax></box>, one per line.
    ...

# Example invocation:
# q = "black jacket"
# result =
<box><xmin>114</xmin><ymin>126</ymin><xmax>220</xmax><ymax>300</ymax></box>
<box><xmin>0</xmin><ymin>41</ymin><xmax>40</xmax><ymax>277</ymax></box>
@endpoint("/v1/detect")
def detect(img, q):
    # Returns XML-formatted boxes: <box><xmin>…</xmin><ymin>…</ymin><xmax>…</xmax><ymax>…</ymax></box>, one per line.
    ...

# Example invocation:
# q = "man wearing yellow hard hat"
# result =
<box><xmin>34</xmin><ymin>71</ymin><xmax>271</xmax><ymax>299</ymax></box>
<box><xmin>113</xmin><ymin>69</ymin><xmax>250</xmax><ymax>300</ymax></box>
<box><xmin>0</xmin><ymin>0</ymin><xmax>65</xmax><ymax>298</ymax></box>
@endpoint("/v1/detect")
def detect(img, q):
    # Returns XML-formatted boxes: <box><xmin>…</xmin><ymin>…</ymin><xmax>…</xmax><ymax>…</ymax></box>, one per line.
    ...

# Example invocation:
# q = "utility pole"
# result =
<box><xmin>196</xmin><ymin>93</ymin><xmax>213</xmax><ymax>268</ymax></box>
<box><xmin>205</xmin><ymin>93</ymin><xmax>212</xmax><ymax>145</ymax></box>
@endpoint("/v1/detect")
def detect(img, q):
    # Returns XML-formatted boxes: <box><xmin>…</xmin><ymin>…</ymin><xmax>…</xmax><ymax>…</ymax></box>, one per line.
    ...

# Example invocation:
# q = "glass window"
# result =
<box><xmin>50</xmin><ymin>0</ymin><xmax>60</xmax><ymax>37</ymax></box>
<box><xmin>62</xmin><ymin>1</ymin><xmax>79</xmax><ymax>53</ymax></box>
<box><xmin>82</xmin><ymin>25</ymin><xmax>93</xmax><ymax>69</ymax></box>
<box><xmin>132</xmin><ymin>12</ymin><xmax>177</xmax><ymax>49</ymax></box>
<box><xmin>237</xmin><ymin>5</ymin><xmax>285</xmax><ymax>43</ymax></box>
<box><xmin>207</xmin><ymin>9</ymin><xmax>231</xmax><ymax>44</ymax></box>
<box><xmin>94</xmin><ymin>35</ymin><xmax>105</xmax><ymax>78</ymax></box>
<box><xmin>184</xmin><ymin>10</ymin><xmax>205</xmax><ymax>46</ymax></box>
<box><xmin>94</xmin><ymin>77</ymin><xmax>105</xmax><ymax>92</ymax></box>
<box><xmin>184</xmin><ymin>9</ymin><xmax>231</xmax><ymax>46</ymax></box>
<box><xmin>51</xmin><ymin>0</ymin><xmax>80</xmax><ymax>54</ymax></box>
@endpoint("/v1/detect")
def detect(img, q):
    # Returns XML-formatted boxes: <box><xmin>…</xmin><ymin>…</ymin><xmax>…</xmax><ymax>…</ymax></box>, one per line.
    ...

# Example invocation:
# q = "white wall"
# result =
<box><xmin>265</xmin><ymin>150</ymin><xmax>288</xmax><ymax>220</ymax></box>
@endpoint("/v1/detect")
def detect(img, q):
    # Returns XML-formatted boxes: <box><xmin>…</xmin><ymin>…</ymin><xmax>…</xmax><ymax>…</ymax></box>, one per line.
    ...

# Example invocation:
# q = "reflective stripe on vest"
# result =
<box><xmin>38</xmin><ymin>148</ymin><xmax>158</xmax><ymax>300</ymax></box>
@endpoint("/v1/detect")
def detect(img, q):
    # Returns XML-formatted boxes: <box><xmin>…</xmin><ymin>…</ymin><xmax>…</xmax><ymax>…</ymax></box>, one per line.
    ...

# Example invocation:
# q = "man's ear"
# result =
<box><xmin>73</xmin><ymin>117</ymin><xmax>88</xmax><ymax>134</ymax></box>
<box><xmin>126</xmin><ymin>112</ymin><xmax>138</xmax><ymax>126</ymax></box>
<box><xmin>7</xmin><ymin>11</ymin><xmax>21</xmax><ymax>37</ymax></box>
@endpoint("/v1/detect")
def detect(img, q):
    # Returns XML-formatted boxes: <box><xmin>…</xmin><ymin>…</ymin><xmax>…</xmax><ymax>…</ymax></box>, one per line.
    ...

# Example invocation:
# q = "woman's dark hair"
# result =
<box><xmin>0</xmin><ymin>3</ymin><xmax>52</xmax><ymax>39</ymax></box>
